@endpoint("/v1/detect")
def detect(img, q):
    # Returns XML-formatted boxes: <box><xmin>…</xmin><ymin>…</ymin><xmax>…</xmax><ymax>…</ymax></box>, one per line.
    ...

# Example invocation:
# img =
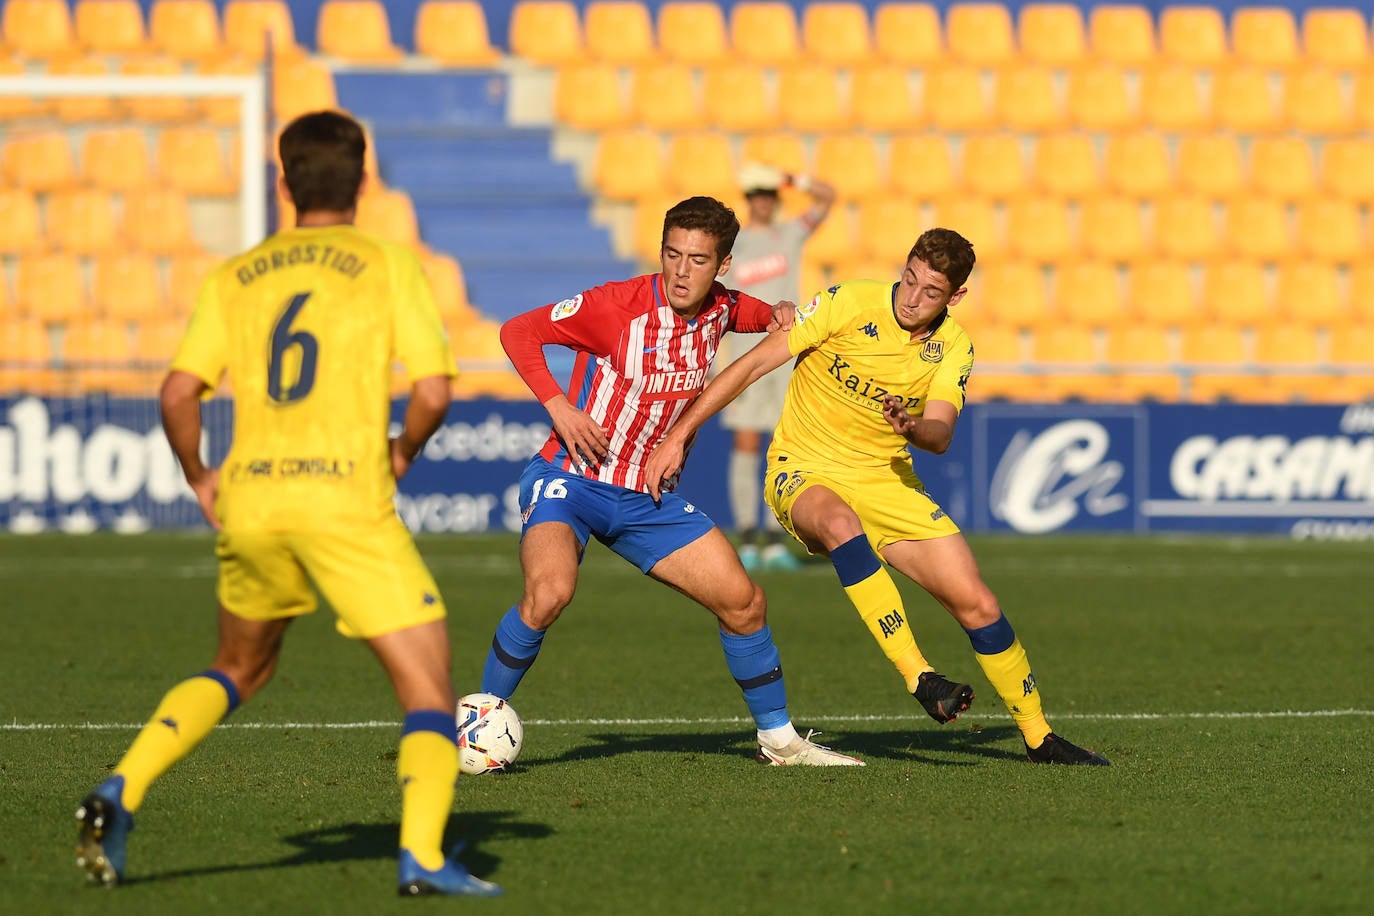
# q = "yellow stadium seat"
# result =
<box><xmin>1353</xmin><ymin>71</ymin><xmax>1374</xmax><ymax>130</ymax></box>
<box><xmin>414</xmin><ymin>1</ymin><xmax>500</xmax><ymax>65</ymax></box>
<box><xmin>1103</xmin><ymin>132</ymin><xmax>1172</xmax><ymax>199</ymax></box>
<box><xmin>1140</xmin><ymin>66</ymin><xmax>1208</xmax><ymax>131</ymax></box>
<box><xmin>802</xmin><ymin>206</ymin><xmax>856</xmax><ymax>266</ymax></box>
<box><xmin>1106</xmin><ymin>325</ymin><xmax>1177</xmax><ymax>401</ymax></box>
<box><xmin>961</xmin><ymin>134</ymin><xmax>1027</xmax><ymax>200</ymax></box>
<box><xmin>155</xmin><ymin>126</ymin><xmax>235</xmax><ymax>195</ymax></box>
<box><xmin>0</xmin><ymin>318</ymin><xmax>57</xmax><ymax>393</ymax></box>
<box><xmin>1255</xmin><ymin>324</ymin><xmax>1322</xmax><ymax>367</ymax></box>
<box><xmin>922</xmin><ymin>65</ymin><xmax>994</xmax><ymax>132</ymax></box>
<box><xmin>1202</xmin><ymin>261</ymin><xmax>1269</xmax><ymax>327</ymax></box>
<box><xmin>1275</xmin><ymin>263</ymin><xmax>1347</xmax><ymax>329</ymax></box>
<box><xmin>509</xmin><ymin>0</ymin><xmax>583</xmax><ymax>66</ymax></box>
<box><xmin>730</xmin><ymin>2</ymin><xmax>800</xmax><ymax>66</ymax></box>
<box><xmin>1159</xmin><ymin>6</ymin><xmax>1227</xmax><ymax>67</ymax></box>
<box><xmin>196</xmin><ymin>55</ymin><xmax>255</xmax><ymax>126</ymax></box>
<box><xmin>1222</xmin><ymin>197</ymin><xmax>1290</xmax><ymax>262</ymax></box>
<box><xmin>1350</xmin><ymin>266</ymin><xmax>1374</xmax><ymax>324</ymax></box>
<box><xmin>1294</xmin><ymin>197</ymin><xmax>1364</xmax><ymax>265</ymax></box>
<box><xmin>857</xmin><ymin>196</ymin><xmax>923</xmax><ymax>262</ymax></box>
<box><xmin>118</xmin><ymin>56</ymin><xmax>196</xmax><ymax>122</ymax></box>
<box><xmin>167</xmin><ymin>252</ymin><xmax>219</xmax><ymax>312</ymax></box>
<box><xmin>1007</xmin><ymin>196</ymin><xmax>1074</xmax><ymax>265</ymax></box>
<box><xmin>149</xmin><ymin>0</ymin><xmax>223</xmax><ymax>61</ymax></box>
<box><xmin>873</xmin><ymin>2</ymin><xmax>942</xmax><ymax>66</ymax></box>
<box><xmin>962</xmin><ymin>324</ymin><xmax>1023</xmax><ymax>366</ymax></box>
<box><xmin>1302</xmin><ymin>8</ymin><xmax>1369</xmax><ymax>71</ymax></box>
<box><xmin>739</xmin><ymin>133</ymin><xmax>808</xmax><ymax>177</ymax></box>
<box><xmin>17</xmin><ymin>254</ymin><xmax>89</xmax><ymax>323</ymax></box>
<box><xmin>272</xmin><ymin>57</ymin><xmax>338</xmax><ymax>122</ymax></box>
<box><xmin>1177</xmin><ymin>134</ymin><xmax>1244</xmax><ymax>199</ymax></box>
<box><xmin>1248</xmin><ymin>135</ymin><xmax>1316</xmax><ymax>201</ymax></box>
<box><xmin>125</xmin><ymin>189</ymin><xmax>198</xmax><ymax>254</ymax></box>
<box><xmin>0</xmin><ymin>56</ymin><xmax>47</xmax><ymax>120</ymax></box>
<box><xmin>1055</xmin><ymin>262</ymin><xmax>1127</xmax><ymax>328</ymax></box>
<box><xmin>62</xmin><ymin>320</ymin><xmax>140</xmax><ymax>393</ymax></box>
<box><xmin>1031</xmin><ymin>134</ymin><xmax>1100</xmax><ymax>199</ymax></box>
<box><xmin>631</xmin><ymin>194</ymin><xmax>678</xmax><ymax>261</ymax></box>
<box><xmin>93</xmin><ymin>254</ymin><xmax>166</xmax><ymax>321</ymax></box>
<box><xmin>980</xmin><ymin>262</ymin><xmax>1051</xmax><ymax>330</ymax></box>
<box><xmin>420</xmin><ymin>252</ymin><xmax>474</xmax><ymax>322</ymax></box>
<box><xmin>356</xmin><ymin>189</ymin><xmax>419</xmax><ymax>247</ymax></box>
<box><xmin>584</xmin><ymin>1</ymin><xmax>656</xmax><ymax>65</ymax></box>
<box><xmin>1033</xmin><ymin>325</ymin><xmax>1098</xmax><ymax>367</ymax></box>
<box><xmin>703</xmin><ymin>63</ymin><xmax>778</xmax><ymax>131</ymax></box>
<box><xmin>1079</xmin><ymin>195</ymin><xmax>1148</xmax><ymax>264</ymax></box>
<box><xmin>0</xmin><ymin>188</ymin><xmax>45</xmax><ymax>255</ymax></box>
<box><xmin>1180</xmin><ymin>322</ymin><xmax>1248</xmax><ymax>364</ymax></box>
<box><xmin>656</xmin><ymin>2</ymin><xmax>728</xmax><ymax>66</ymax></box>
<box><xmin>1186</xmin><ymin>372</ymin><xmax>1278</xmax><ymax>405</ymax></box>
<box><xmin>778</xmin><ymin>64</ymin><xmax>850</xmax><ymax>132</ymax></box>
<box><xmin>994</xmin><ymin>64</ymin><xmax>1065</xmax><ymax>131</ymax></box>
<box><xmin>3</xmin><ymin>0</ymin><xmax>75</xmax><ymax>58</ymax></box>
<box><xmin>665</xmin><ymin>132</ymin><xmax>737</xmax><ymax>200</ymax></box>
<box><xmin>45</xmin><ymin>189</ymin><xmax>119</xmax><ymax>255</ymax></box>
<box><xmin>3</xmin><ymin>131</ymin><xmax>75</xmax><ymax>192</ymax></box>
<box><xmin>1066</xmin><ymin>64</ymin><xmax>1135</xmax><ymax>131</ymax></box>
<box><xmin>1126</xmin><ymin>261</ymin><xmax>1196</xmax><ymax>328</ymax></box>
<box><xmin>1153</xmin><ymin>194</ymin><xmax>1221</xmax><ymax>262</ymax></box>
<box><xmin>134</xmin><ymin>317</ymin><xmax>189</xmax><ymax>365</ymax></box>
<box><xmin>1330</xmin><ymin>322</ymin><xmax>1374</xmax><ymax>363</ymax></box>
<box><xmin>49</xmin><ymin>56</ymin><xmax>119</xmax><ymax>122</ymax></box>
<box><xmin>851</xmin><ymin>64</ymin><xmax>919</xmax><ymax>131</ymax></box>
<box><xmin>223</xmin><ymin>0</ymin><xmax>302</xmax><ymax>60</ymax></box>
<box><xmin>74</xmin><ymin>0</ymin><xmax>147</xmax><ymax>54</ymax></box>
<box><xmin>629</xmin><ymin>63</ymin><xmax>704</xmax><ymax>131</ymax></box>
<box><xmin>813</xmin><ymin>134</ymin><xmax>882</xmax><ymax>198</ymax></box>
<box><xmin>553</xmin><ymin>63</ymin><xmax>629</xmax><ymax>131</ymax></box>
<box><xmin>1088</xmin><ymin>4</ymin><xmax>1156</xmax><ymax>68</ymax></box>
<box><xmin>933</xmin><ymin>197</ymin><xmax>1004</xmax><ymax>262</ymax></box>
<box><xmin>317</xmin><ymin>0</ymin><xmax>402</xmax><ymax>62</ymax></box>
<box><xmin>1213</xmin><ymin>67</ymin><xmax>1282</xmax><ymax>134</ymax></box>
<box><xmin>593</xmin><ymin>130</ymin><xmax>664</xmax><ymax>200</ymax></box>
<box><xmin>1282</xmin><ymin>66</ymin><xmax>1351</xmax><ymax>135</ymax></box>
<box><xmin>1019</xmin><ymin>3</ymin><xmax>1087</xmax><ymax>67</ymax></box>
<box><xmin>946</xmin><ymin>3</ymin><xmax>1015</xmax><ymax>67</ymax></box>
<box><xmin>888</xmin><ymin>134</ymin><xmax>954</xmax><ymax>199</ymax></box>
<box><xmin>1320</xmin><ymin>138</ymin><xmax>1374</xmax><ymax>203</ymax></box>
<box><xmin>801</xmin><ymin>2</ymin><xmax>872</xmax><ymax>66</ymax></box>
<box><xmin>1232</xmin><ymin>7</ymin><xmax>1299</xmax><ymax>70</ymax></box>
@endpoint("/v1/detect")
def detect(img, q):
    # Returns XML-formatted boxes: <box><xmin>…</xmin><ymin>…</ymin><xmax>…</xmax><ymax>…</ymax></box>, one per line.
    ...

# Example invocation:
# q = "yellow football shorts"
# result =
<box><xmin>764</xmin><ymin>454</ymin><xmax>961</xmax><ymax>554</ymax></box>
<box><xmin>214</xmin><ymin>515</ymin><xmax>446</xmax><ymax>640</ymax></box>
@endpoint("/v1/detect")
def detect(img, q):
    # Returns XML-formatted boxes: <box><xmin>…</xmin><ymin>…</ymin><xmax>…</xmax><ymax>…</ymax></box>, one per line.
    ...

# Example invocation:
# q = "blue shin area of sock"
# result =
<box><xmin>401</xmin><ymin>709</ymin><xmax>459</xmax><ymax>744</ymax></box>
<box><xmin>830</xmin><ymin>535</ymin><xmax>882</xmax><ymax>587</ymax></box>
<box><xmin>719</xmin><ymin>626</ymin><xmax>790</xmax><ymax>730</ymax></box>
<box><xmin>964</xmin><ymin>615</ymin><xmax>1017</xmax><ymax>655</ymax></box>
<box><xmin>481</xmin><ymin>606</ymin><xmax>547</xmax><ymax>698</ymax></box>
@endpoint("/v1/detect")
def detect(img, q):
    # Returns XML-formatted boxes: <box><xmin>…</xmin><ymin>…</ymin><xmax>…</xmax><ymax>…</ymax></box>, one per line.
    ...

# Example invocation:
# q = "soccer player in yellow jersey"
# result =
<box><xmin>73</xmin><ymin>111</ymin><xmax>503</xmax><ymax>896</ymax></box>
<box><xmin>646</xmin><ymin>229</ymin><xmax>1109</xmax><ymax>766</ymax></box>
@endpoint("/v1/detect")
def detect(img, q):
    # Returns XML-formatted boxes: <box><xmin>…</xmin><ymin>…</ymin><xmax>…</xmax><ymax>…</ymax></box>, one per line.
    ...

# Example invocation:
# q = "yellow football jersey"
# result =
<box><xmin>172</xmin><ymin>225</ymin><xmax>455</xmax><ymax>529</ymax></box>
<box><xmin>769</xmin><ymin>279</ymin><xmax>974</xmax><ymax>469</ymax></box>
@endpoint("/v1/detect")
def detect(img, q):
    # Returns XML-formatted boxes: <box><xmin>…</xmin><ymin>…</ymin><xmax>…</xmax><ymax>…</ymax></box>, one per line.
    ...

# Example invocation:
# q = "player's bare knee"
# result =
<box><xmin>520</xmin><ymin>579</ymin><xmax>574</xmax><ymax>629</ymax></box>
<box><xmin>953</xmin><ymin>590</ymin><xmax>1002</xmax><ymax>630</ymax></box>
<box><xmin>717</xmin><ymin>580</ymin><xmax>766</xmax><ymax>634</ymax></box>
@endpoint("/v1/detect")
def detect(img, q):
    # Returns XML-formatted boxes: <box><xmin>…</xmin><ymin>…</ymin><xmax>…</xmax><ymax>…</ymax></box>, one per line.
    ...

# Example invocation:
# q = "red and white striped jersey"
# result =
<box><xmin>502</xmin><ymin>273</ymin><xmax>773</xmax><ymax>492</ymax></box>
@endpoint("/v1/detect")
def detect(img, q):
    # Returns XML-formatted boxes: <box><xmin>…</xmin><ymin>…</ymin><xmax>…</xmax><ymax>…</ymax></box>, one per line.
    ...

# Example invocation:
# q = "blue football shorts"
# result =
<box><xmin>517</xmin><ymin>455</ymin><xmax>717</xmax><ymax>573</ymax></box>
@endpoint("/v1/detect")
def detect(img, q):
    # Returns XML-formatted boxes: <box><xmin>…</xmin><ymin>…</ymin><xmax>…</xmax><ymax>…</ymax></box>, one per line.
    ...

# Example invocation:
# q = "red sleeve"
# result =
<box><xmin>728</xmin><ymin>290</ymin><xmax>774</xmax><ymax>333</ymax></box>
<box><xmin>499</xmin><ymin>286</ymin><xmax>622</xmax><ymax>404</ymax></box>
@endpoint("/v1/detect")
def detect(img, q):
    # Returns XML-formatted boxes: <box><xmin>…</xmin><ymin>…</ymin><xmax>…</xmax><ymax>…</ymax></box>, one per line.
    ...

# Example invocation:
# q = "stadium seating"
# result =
<box><xmin>1087</xmin><ymin>3</ymin><xmax>1156</xmax><ymax>67</ymax></box>
<box><xmin>222</xmin><ymin>0</ymin><xmax>303</xmax><ymax>60</ymax></box>
<box><xmin>1031</xmin><ymin>133</ymin><xmax>1100</xmax><ymax>199</ymax></box>
<box><xmin>317</xmin><ymin>0</ymin><xmax>404</xmax><ymax>62</ymax></box>
<box><xmin>1019</xmin><ymin>3</ymin><xmax>1087</xmax><ymax>67</ymax></box>
<box><xmin>656</xmin><ymin>2</ymin><xmax>729</xmax><ymax>65</ymax></box>
<box><xmin>729</xmin><ymin>2</ymin><xmax>801</xmax><ymax>66</ymax></box>
<box><xmin>17</xmin><ymin>253</ymin><xmax>90</xmax><ymax>323</ymax></box>
<box><xmin>45</xmin><ymin>189</ymin><xmax>120</xmax><ymax>255</ymax></box>
<box><xmin>2</xmin><ymin>0</ymin><xmax>75</xmax><ymax>59</ymax></box>
<box><xmin>629</xmin><ymin>63</ymin><xmax>705</xmax><ymax>131</ymax></box>
<box><xmin>945</xmin><ymin>3</ymin><xmax>1015</xmax><ymax>66</ymax></box>
<box><xmin>888</xmin><ymin>134</ymin><xmax>955</xmax><ymax>198</ymax></box>
<box><xmin>509</xmin><ymin>0</ymin><xmax>583</xmax><ymax>65</ymax></box>
<box><xmin>149</xmin><ymin>0</ymin><xmax>224</xmax><ymax>61</ymax></box>
<box><xmin>414</xmin><ymin>1</ymin><xmax>501</xmax><ymax>65</ymax></box>
<box><xmin>584</xmin><ymin>1</ymin><xmax>657</xmax><ymax>64</ymax></box>
<box><xmin>93</xmin><ymin>254</ymin><xmax>166</xmax><ymax>322</ymax></box>
<box><xmin>0</xmin><ymin>189</ymin><xmax>46</xmax><ymax>255</ymax></box>
<box><xmin>74</xmin><ymin>0</ymin><xmax>148</xmax><ymax>55</ymax></box>
<box><xmin>1301</xmin><ymin>7</ymin><xmax>1369</xmax><ymax>70</ymax></box>
<box><xmin>1159</xmin><ymin>6</ymin><xmax>1228</xmax><ymax>67</ymax></box>
<box><xmin>778</xmin><ymin>64</ymin><xmax>850</xmax><ymax>132</ymax></box>
<box><xmin>119</xmin><ymin>55</ymin><xmax>197</xmax><ymax>122</ymax></box>
<box><xmin>873</xmin><ymin>2</ymin><xmax>942</xmax><ymax>66</ymax></box>
<box><xmin>801</xmin><ymin>2</ymin><xmax>873</xmax><ymax>66</ymax></box>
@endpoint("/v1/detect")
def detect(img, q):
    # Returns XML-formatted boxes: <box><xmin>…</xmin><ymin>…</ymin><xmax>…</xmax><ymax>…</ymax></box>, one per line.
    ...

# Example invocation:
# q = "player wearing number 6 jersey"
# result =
<box><xmin>478</xmin><ymin>196</ymin><xmax>863</xmax><ymax>767</ymax></box>
<box><xmin>73</xmin><ymin>111</ymin><xmax>501</xmax><ymax>896</ymax></box>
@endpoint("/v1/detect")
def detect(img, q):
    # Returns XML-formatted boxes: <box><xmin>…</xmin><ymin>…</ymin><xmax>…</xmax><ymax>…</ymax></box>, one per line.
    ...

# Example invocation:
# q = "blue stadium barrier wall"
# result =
<box><xmin>2</xmin><ymin>396</ymin><xmax>1373</xmax><ymax>538</ymax></box>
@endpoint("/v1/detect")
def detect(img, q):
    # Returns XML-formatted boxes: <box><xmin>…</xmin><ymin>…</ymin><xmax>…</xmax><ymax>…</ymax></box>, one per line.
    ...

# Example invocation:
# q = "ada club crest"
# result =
<box><xmin>550</xmin><ymin>294</ymin><xmax>584</xmax><ymax>321</ymax></box>
<box><xmin>920</xmin><ymin>340</ymin><xmax>944</xmax><ymax>363</ymax></box>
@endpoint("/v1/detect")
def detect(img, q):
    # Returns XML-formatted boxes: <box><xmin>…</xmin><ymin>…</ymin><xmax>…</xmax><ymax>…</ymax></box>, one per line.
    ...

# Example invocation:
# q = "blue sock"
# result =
<box><xmin>481</xmin><ymin>606</ymin><xmax>546</xmax><ymax>698</ymax></box>
<box><xmin>719</xmin><ymin>626</ymin><xmax>791</xmax><ymax>730</ymax></box>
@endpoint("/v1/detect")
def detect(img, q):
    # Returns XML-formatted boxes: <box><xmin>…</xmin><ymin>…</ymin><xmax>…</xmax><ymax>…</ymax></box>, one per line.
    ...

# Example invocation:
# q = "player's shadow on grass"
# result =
<box><xmin>120</xmin><ymin>810</ymin><xmax>549</xmax><ymax>886</ymax></box>
<box><xmin>540</xmin><ymin>724</ymin><xmax>1023</xmax><ymax>767</ymax></box>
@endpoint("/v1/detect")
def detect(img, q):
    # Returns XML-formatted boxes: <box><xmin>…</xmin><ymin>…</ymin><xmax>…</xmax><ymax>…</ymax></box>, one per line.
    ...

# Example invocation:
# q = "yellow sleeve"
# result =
<box><xmin>786</xmin><ymin>284</ymin><xmax>842</xmax><ymax>356</ymax></box>
<box><xmin>169</xmin><ymin>270</ymin><xmax>228</xmax><ymax>387</ymax></box>
<box><xmin>928</xmin><ymin>328</ymin><xmax>975</xmax><ymax>414</ymax></box>
<box><xmin>390</xmin><ymin>247</ymin><xmax>457</xmax><ymax>381</ymax></box>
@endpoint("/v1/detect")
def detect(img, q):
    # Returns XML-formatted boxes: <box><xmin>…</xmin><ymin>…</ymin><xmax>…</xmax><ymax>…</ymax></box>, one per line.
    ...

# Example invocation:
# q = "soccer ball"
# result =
<box><xmin>456</xmin><ymin>693</ymin><xmax>523</xmax><ymax>775</ymax></box>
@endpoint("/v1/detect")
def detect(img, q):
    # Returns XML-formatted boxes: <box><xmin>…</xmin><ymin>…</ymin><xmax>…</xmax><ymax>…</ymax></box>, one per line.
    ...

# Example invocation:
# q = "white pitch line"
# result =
<box><xmin>4</xmin><ymin>709</ymin><xmax>1372</xmax><ymax>731</ymax></box>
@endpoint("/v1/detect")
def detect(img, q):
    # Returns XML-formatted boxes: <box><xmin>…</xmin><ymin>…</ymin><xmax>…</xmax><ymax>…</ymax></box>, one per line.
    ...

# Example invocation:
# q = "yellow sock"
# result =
<box><xmin>972</xmin><ymin>637</ymin><xmax>1052</xmax><ymax>747</ymax></box>
<box><xmin>114</xmin><ymin>671</ymin><xmax>239</xmax><ymax>812</ymax></box>
<box><xmin>398</xmin><ymin>711</ymin><xmax>460</xmax><ymax>872</ymax></box>
<box><xmin>831</xmin><ymin>535</ymin><xmax>930</xmax><ymax>692</ymax></box>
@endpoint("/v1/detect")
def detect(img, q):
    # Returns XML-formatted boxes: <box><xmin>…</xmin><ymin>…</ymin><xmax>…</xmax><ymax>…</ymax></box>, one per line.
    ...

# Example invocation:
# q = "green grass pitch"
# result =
<box><xmin>1</xmin><ymin>533</ymin><xmax>1371</xmax><ymax>915</ymax></box>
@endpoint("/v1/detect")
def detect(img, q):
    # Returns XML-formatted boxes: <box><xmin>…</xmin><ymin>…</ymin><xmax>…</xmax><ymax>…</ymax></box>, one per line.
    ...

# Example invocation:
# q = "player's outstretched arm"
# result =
<box><xmin>882</xmin><ymin>396</ymin><xmax>958</xmax><ymax>455</ymax></box>
<box><xmin>391</xmin><ymin>374</ymin><xmax>452</xmax><ymax>480</ymax></box>
<box><xmin>644</xmin><ymin>332</ymin><xmax>794</xmax><ymax>500</ymax></box>
<box><xmin>160</xmin><ymin>369</ymin><xmax>219</xmax><ymax>529</ymax></box>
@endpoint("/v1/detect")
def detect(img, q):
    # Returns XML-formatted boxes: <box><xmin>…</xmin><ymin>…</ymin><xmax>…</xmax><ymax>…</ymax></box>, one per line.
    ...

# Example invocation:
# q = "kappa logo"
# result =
<box><xmin>860</xmin><ymin>322</ymin><xmax>879</xmax><ymax>339</ymax></box>
<box><xmin>550</xmin><ymin>294</ymin><xmax>584</xmax><ymax>321</ymax></box>
<box><xmin>920</xmin><ymin>340</ymin><xmax>944</xmax><ymax>363</ymax></box>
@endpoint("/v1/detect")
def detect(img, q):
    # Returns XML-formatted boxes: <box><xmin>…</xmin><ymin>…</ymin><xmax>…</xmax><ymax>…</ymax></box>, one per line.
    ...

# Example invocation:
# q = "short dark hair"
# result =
<box><xmin>278</xmin><ymin>110</ymin><xmax>366</xmax><ymax>214</ymax></box>
<box><xmin>661</xmin><ymin>196</ymin><xmax>741</xmax><ymax>260</ymax></box>
<box><xmin>908</xmin><ymin>228</ymin><xmax>976</xmax><ymax>290</ymax></box>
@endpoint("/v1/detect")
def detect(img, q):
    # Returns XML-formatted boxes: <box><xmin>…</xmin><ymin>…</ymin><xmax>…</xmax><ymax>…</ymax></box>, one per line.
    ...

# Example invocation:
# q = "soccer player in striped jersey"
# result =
<box><xmin>73</xmin><ymin>111</ymin><xmax>502</xmax><ymax>896</ymax></box>
<box><xmin>481</xmin><ymin>196</ymin><xmax>862</xmax><ymax>767</ymax></box>
<box><xmin>644</xmin><ymin>229</ymin><xmax>1110</xmax><ymax>766</ymax></box>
